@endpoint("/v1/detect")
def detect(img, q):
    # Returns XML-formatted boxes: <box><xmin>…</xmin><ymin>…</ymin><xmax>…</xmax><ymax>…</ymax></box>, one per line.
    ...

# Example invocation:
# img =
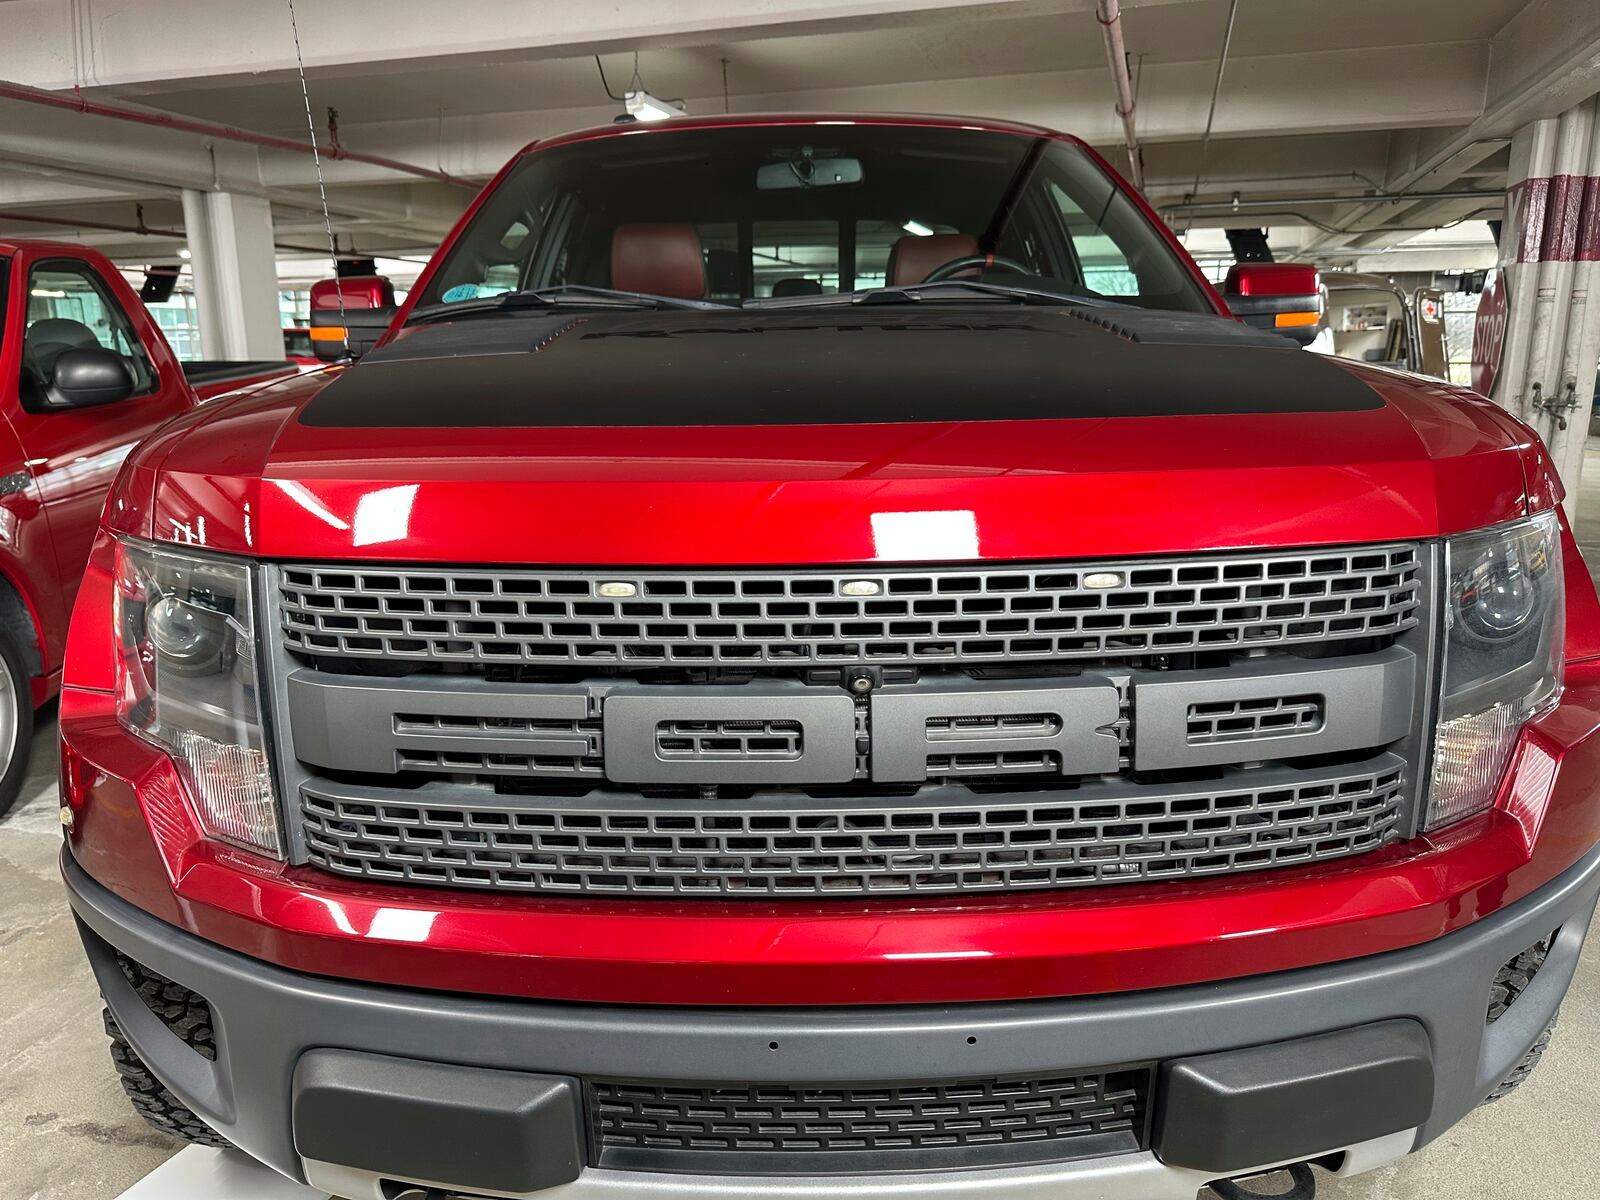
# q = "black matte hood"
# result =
<box><xmin>300</xmin><ymin>305</ymin><xmax>1384</xmax><ymax>429</ymax></box>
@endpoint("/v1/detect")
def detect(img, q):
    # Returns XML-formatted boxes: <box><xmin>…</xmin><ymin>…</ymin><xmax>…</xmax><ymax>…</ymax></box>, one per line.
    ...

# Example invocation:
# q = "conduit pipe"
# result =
<box><xmin>0</xmin><ymin>207</ymin><xmax>350</xmax><ymax>256</ymax></box>
<box><xmin>0</xmin><ymin>78</ymin><xmax>474</xmax><ymax>189</ymax></box>
<box><xmin>1163</xmin><ymin>189</ymin><xmax>1504</xmax><ymax>214</ymax></box>
<box><xmin>1095</xmin><ymin>0</ymin><xmax>1144</xmax><ymax>190</ymax></box>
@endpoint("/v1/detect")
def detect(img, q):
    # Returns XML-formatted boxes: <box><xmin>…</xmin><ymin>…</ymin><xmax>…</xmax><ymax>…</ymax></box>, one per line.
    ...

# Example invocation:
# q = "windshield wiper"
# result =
<box><xmin>744</xmin><ymin>280</ymin><xmax>1117</xmax><ymax>310</ymax></box>
<box><xmin>408</xmin><ymin>284</ymin><xmax>731</xmax><ymax>323</ymax></box>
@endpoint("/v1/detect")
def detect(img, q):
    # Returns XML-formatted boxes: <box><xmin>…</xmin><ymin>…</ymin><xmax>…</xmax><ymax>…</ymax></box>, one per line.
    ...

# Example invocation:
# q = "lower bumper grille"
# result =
<box><xmin>588</xmin><ymin>1069</ymin><xmax>1150</xmax><ymax>1174</ymax></box>
<box><xmin>300</xmin><ymin>754</ymin><xmax>1406</xmax><ymax>898</ymax></box>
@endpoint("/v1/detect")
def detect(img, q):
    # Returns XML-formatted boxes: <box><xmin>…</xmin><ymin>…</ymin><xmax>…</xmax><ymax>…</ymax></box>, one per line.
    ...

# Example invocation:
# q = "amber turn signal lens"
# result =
<box><xmin>1274</xmin><ymin>311</ymin><xmax>1321</xmax><ymax>328</ymax></box>
<box><xmin>308</xmin><ymin>325</ymin><xmax>348</xmax><ymax>341</ymax></box>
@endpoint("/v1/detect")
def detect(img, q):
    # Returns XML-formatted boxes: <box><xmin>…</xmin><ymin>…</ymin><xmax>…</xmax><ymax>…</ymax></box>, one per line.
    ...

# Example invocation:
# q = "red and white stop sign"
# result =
<box><xmin>1471</xmin><ymin>270</ymin><xmax>1509</xmax><ymax>397</ymax></box>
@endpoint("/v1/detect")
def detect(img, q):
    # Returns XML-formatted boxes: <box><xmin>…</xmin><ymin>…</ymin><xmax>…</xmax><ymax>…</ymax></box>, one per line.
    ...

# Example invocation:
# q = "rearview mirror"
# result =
<box><xmin>47</xmin><ymin>347</ymin><xmax>136</xmax><ymax>408</ymax></box>
<box><xmin>310</xmin><ymin>275</ymin><xmax>398</xmax><ymax>363</ymax></box>
<box><xmin>757</xmin><ymin>156</ymin><xmax>864</xmax><ymax>190</ymax></box>
<box><xmin>1223</xmin><ymin>263</ymin><xmax>1324</xmax><ymax>347</ymax></box>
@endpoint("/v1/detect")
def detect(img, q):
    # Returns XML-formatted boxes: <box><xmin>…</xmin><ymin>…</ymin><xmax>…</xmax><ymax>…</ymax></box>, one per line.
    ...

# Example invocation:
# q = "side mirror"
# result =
<box><xmin>310</xmin><ymin>275</ymin><xmax>398</xmax><ymax>363</ymax></box>
<box><xmin>47</xmin><ymin>347</ymin><xmax>136</xmax><ymax>408</ymax></box>
<box><xmin>1222</xmin><ymin>263</ymin><xmax>1325</xmax><ymax>347</ymax></box>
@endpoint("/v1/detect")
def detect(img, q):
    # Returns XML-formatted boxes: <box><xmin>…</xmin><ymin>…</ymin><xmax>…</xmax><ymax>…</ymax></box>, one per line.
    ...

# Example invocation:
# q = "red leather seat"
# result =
<box><xmin>611</xmin><ymin>223</ymin><xmax>706</xmax><ymax>299</ymax></box>
<box><xmin>885</xmin><ymin>233</ymin><xmax>980</xmax><ymax>287</ymax></box>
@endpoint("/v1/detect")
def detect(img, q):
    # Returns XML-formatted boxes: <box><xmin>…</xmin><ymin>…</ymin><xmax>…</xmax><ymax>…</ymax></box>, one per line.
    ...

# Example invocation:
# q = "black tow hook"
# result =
<box><xmin>1211</xmin><ymin>1162</ymin><xmax>1317</xmax><ymax>1200</ymax></box>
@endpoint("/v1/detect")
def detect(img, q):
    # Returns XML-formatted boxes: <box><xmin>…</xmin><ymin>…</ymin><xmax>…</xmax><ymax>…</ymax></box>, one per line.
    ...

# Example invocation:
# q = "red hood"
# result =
<box><xmin>114</xmin><ymin>359</ymin><xmax>1539</xmax><ymax>566</ymax></box>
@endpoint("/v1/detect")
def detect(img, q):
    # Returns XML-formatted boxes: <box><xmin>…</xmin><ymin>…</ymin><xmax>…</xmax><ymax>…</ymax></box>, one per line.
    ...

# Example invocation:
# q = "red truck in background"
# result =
<box><xmin>55</xmin><ymin>116</ymin><xmax>1600</xmax><ymax>1200</ymax></box>
<box><xmin>0</xmin><ymin>240</ymin><xmax>294</xmax><ymax>814</ymax></box>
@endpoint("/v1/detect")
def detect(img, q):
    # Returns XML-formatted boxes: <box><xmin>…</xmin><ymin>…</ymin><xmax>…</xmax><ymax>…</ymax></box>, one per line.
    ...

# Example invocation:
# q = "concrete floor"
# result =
<box><xmin>8</xmin><ymin>447</ymin><xmax>1600</xmax><ymax>1200</ymax></box>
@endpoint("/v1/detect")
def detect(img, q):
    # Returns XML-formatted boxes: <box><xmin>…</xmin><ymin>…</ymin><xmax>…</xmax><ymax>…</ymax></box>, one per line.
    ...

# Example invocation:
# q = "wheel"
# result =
<box><xmin>1488</xmin><ymin>938</ymin><xmax>1549</xmax><ymax>1021</ymax></box>
<box><xmin>103</xmin><ymin>1010</ymin><xmax>231</xmax><ymax>1148</ymax></box>
<box><xmin>0</xmin><ymin>624</ymin><xmax>34</xmax><ymax>820</ymax></box>
<box><xmin>1484</xmin><ymin>1019</ymin><xmax>1556</xmax><ymax>1103</ymax></box>
<box><xmin>1483</xmin><ymin>937</ymin><xmax>1557</xmax><ymax>1102</ymax></box>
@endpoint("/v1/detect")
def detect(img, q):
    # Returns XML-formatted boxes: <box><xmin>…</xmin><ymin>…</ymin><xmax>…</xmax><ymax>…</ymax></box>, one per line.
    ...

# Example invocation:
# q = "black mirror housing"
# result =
<box><xmin>311</xmin><ymin>306</ymin><xmax>398</xmax><ymax>363</ymax></box>
<box><xmin>47</xmin><ymin>347</ymin><xmax>137</xmax><ymax>408</ymax></box>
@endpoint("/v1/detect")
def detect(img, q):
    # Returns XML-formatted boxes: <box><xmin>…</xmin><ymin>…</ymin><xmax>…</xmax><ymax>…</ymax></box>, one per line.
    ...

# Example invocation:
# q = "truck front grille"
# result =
<box><xmin>587</xmin><ymin>1068</ymin><xmax>1150</xmax><ymax>1173</ymax></box>
<box><xmin>279</xmin><ymin>546</ymin><xmax>1420</xmax><ymax>667</ymax></box>
<box><xmin>268</xmin><ymin>544</ymin><xmax>1433</xmax><ymax>899</ymax></box>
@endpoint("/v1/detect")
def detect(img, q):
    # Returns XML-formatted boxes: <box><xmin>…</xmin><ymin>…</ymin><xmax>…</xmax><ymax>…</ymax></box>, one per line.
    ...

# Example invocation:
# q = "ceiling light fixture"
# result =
<box><xmin>624</xmin><ymin>89</ymin><xmax>686</xmax><ymax>122</ymax></box>
<box><xmin>901</xmin><ymin>219</ymin><xmax>934</xmax><ymax>237</ymax></box>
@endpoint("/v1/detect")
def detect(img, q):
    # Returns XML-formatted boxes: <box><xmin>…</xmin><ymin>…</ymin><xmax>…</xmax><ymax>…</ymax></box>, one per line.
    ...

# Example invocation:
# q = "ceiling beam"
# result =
<box><xmin>276</xmin><ymin>40</ymin><xmax>1491</xmax><ymax>187</ymax></box>
<box><xmin>1297</xmin><ymin>0</ymin><xmax>1600</xmax><ymax>253</ymax></box>
<box><xmin>0</xmin><ymin>0</ymin><xmax>1196</xmax><ymax>93</ymax></box>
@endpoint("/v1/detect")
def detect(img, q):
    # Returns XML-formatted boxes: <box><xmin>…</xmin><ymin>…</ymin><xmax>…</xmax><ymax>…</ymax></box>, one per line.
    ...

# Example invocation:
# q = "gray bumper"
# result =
<box><xmin>66</xmin><ymin>846</ymin><xmax>1600</xmax><ymax>1198</ymax></box>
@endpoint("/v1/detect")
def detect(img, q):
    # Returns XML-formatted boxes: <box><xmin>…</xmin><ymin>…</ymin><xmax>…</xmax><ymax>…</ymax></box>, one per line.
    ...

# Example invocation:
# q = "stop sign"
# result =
<box><xmin>1471</xmin><ymin>269</ymin><xmax>1509</xmax><ymax>397</ymax></box>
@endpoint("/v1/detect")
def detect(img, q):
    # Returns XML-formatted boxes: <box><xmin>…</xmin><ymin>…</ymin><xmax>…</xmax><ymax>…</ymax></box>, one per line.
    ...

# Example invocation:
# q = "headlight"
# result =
<box><xmin>1426</xmin><ymin>511</ymin><xmax>1564</xmax><ymax>831</ymax></box>
<box><xmin>113</xmin><ymin>539</ymin><xmax>281</xmax><ymax>857</ymax></box>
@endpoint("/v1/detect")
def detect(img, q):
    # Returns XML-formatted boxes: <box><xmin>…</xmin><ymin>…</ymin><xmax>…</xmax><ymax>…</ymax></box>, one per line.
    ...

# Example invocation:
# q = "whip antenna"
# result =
<box><xmin>286</xmin><ymin>0</ymin><xmax>347</xmax><ymax>353</ymax></box>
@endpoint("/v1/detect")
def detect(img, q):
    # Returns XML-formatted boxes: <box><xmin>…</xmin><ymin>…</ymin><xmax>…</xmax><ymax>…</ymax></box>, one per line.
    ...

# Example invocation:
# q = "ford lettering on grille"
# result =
<box><xmin>598</xmin><ymin>680</ymin><xmax>1125</xmax><ymax>784</ymax></box>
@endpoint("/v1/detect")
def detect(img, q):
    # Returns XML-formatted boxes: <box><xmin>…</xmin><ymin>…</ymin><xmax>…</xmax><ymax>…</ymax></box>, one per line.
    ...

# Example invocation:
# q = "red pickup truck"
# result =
<box><xmin>58</xmin><ymin>116</ymin><xmax>1600</xmax><ymax>1200</ymax></box>
<box><xmin>0</xmin><ymin>240</ymin><xmax>292</xmax><ymax>815</ymax></box>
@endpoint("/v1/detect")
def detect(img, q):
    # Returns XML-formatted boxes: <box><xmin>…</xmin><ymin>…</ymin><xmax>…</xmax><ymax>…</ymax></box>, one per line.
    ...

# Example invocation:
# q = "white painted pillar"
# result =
<box><xmin>180</xmin><ymin>189</ymin><xmax>283</xmax><ymax>362</ymax></box>
<box><xmin>1477</xmin><ymin>96</ymin><xmax>1600</xmax><ymax>512</ymax></box>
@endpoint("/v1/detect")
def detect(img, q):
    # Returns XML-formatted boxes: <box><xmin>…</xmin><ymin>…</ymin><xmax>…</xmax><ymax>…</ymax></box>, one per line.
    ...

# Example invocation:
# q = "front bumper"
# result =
<box><xmin>67</xmin><ymin>842</ymin><xmax>1600</xmax><ymax>1199</ymax></box>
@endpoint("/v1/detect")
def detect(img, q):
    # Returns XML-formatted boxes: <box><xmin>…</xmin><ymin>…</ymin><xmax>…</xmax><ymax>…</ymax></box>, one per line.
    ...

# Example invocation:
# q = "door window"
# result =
<box><xmin>23</xmin><ymin>261</ymin><xmax>155</xmax><ymax>396</ymax></box>
<box><xmin>1045</xmin><ymin>181</ymin><xmax>1140</xmax><ymax>297</ymax></box>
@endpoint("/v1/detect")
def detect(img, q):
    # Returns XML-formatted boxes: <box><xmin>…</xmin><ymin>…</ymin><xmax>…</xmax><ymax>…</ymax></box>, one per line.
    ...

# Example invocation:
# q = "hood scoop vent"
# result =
<box><xmin>1061</xmin><ymin>306</ymin><xmax>1294</xmax><ymax>348</ymax></box>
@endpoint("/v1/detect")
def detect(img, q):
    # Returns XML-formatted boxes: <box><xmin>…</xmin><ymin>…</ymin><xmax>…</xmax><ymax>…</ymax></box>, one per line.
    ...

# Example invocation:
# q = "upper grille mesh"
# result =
<box><xmin>277</xmin><ymin>546</ymin><xmax>1421</xmax><ymax>667</ymax></box>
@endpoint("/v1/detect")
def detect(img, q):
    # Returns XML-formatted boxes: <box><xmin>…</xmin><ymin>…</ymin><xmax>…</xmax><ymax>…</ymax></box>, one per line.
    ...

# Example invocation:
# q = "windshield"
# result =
<box><xmin>412</xmin><ymin>124</ymin><xmax>1213</xmax><ymax>315</ymax></box>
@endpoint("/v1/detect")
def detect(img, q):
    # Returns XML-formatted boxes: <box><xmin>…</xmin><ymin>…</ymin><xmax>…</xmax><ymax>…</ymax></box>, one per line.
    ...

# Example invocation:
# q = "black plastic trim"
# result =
<box><xmin>1154</xmin><ymin>1020</ymin><xmax>1434</xmax><ymax>1174</ymax></box>
<box><xmin>292</xmin><ymin>1050</ymin><xmax>583</xmax><ymax>1193</ymax></box>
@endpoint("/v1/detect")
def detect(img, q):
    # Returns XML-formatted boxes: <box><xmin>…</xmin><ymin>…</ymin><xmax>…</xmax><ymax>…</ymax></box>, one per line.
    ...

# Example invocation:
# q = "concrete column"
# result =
<box><xmin>180</xmin><ymin>189</ymin><xmax>282</xmax><ymax>362</ymax></box>
<box><xmin>1477</xmin><ymin>96</ymin><xmax>1600</xmax><ymax>511</ymax></box>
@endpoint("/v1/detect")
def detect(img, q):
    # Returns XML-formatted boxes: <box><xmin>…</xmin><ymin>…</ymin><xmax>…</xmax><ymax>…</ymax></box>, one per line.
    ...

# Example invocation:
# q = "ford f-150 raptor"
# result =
<box><xmin>57</xmin><ymin>114</ymin><xmax>1600</xmax><ymax>1200</ymax></box>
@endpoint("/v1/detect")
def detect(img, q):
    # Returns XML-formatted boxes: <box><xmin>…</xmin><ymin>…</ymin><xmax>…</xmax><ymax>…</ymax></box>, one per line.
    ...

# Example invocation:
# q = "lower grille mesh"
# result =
<box><xmin>589</xmin><ymin>1070</ymin><xmax>1149</xmax><ymax>1172</ymax></box>
<box><xmin>299</xmin><ymin>756</ymin><xmax>1406</xmax><ymax>898</ymax></box>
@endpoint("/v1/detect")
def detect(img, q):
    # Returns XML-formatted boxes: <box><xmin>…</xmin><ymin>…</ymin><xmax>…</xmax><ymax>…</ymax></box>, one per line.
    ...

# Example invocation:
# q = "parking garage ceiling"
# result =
<box><xmin>1</xmin><ymin>0</ymin><xmax>1596</xmax><ymax>271</ymax></box>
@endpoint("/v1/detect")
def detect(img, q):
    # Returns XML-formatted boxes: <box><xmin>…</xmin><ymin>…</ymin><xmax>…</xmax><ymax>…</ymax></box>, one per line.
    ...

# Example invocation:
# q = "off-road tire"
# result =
<box><xmin>1483</xmin><ymin>1020</ymin><xmax>1555</xmax><ymax>1103</ymax></box>
<box><xmin>0</xmin><ymin>625</ymin><xmax>35</xmax><ymax>820</ymax></box>
<box><xmin>113</xmin><ymin>952</ymin><xmax>218</xmax><ymax>1060</ymax></box>
<box><xmin>103</xmin><ymin>1010</ymin><xmax>230</xmax><ymax>1147</ymax></box>
<box><xmin>1483</xmin><ymin>938</ymin><xmax>1557</xmax><ymax>1102</ymax></box>
<box><xmin>1488</xmin><ymin>939</ymin><xmax>1550</xmax><ymax>1022</ymax></box>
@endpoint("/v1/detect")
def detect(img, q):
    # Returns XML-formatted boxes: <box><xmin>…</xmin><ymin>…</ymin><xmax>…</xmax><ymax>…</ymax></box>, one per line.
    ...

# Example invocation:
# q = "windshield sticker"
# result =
<box><xmin>442</xmin><ymin>284</ymin><xmax>483</xmax><ymax>303</ymax></box>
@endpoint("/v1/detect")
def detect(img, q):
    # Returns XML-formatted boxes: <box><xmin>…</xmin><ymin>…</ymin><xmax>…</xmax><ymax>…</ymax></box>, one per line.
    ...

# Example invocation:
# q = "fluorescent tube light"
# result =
<box><xmin>625</xmin><ymin>90</ymin><xmax>685</xmax><ymax>122</ymax></box>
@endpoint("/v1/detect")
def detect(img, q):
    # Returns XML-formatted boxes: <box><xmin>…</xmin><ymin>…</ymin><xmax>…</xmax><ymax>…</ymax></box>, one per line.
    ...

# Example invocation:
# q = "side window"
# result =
<box><xmin>23</xmin><ymin>261</ymin><xmax>156</xmax><ymax>397</ymax></box>
<box><xmin>427</xmin><ymin>160</ymin><xmax>557</xmax><ymax>303</ymax></box>
<box><xmin>1046</xmin><ymin>181</ymin><xmax>1140</xmax><ymax>297</ymax></box>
